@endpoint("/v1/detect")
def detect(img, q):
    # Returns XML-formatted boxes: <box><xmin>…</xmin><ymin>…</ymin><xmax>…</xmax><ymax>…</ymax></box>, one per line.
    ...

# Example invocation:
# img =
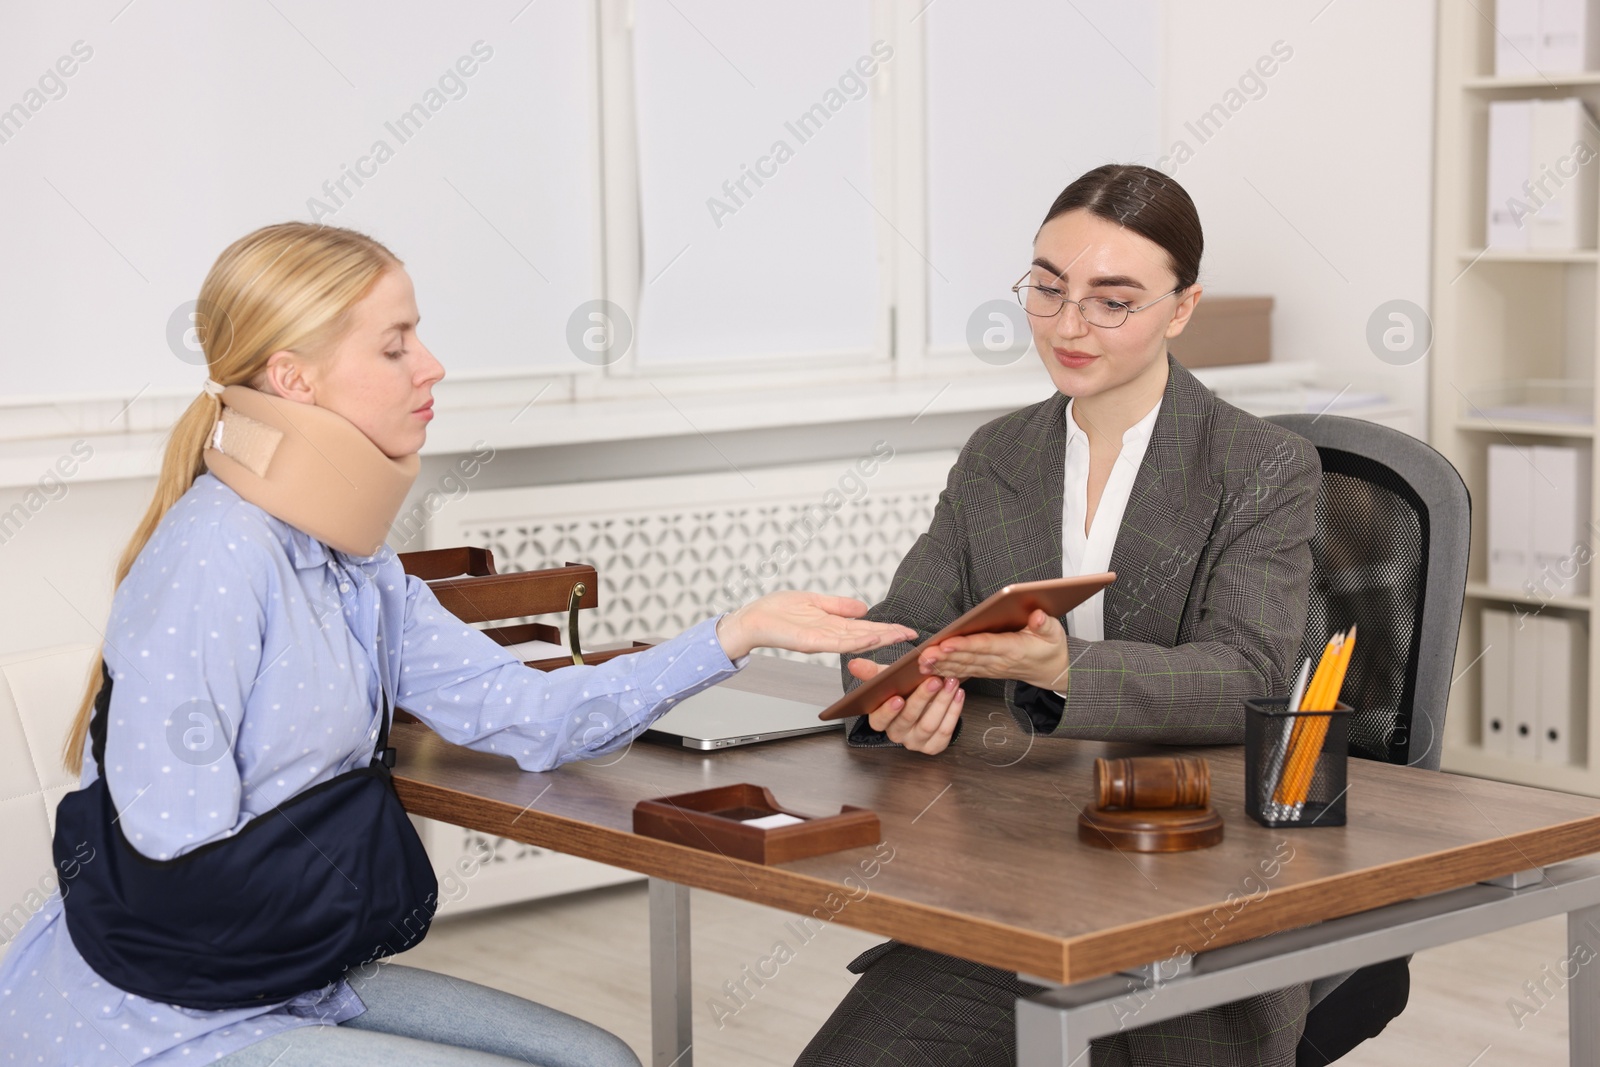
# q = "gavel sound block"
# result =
<box><xmin>1077</xmin><ymin>756</ymin><xmax>1224</xmax><ymax>852</ymax></box>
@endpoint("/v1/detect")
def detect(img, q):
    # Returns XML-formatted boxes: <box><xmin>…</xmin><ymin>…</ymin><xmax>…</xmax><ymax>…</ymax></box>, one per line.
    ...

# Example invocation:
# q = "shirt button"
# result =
<box><xmin>369</xmin><ymin>728</ymin><xmax>378</xmax><ymax>740</ymax></box>
<box><xmin>339</xmin><ymin>583</ymin><xmax>350</xmax><ymax>593</ymax></box>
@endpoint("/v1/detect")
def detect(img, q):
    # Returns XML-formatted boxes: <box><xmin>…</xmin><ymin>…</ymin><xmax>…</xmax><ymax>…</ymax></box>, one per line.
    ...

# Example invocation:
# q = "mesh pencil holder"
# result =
<box><xmin>1244</xmin><ymin>696</ymin><xmax>1352</xmax><ymax>828</ymax></box>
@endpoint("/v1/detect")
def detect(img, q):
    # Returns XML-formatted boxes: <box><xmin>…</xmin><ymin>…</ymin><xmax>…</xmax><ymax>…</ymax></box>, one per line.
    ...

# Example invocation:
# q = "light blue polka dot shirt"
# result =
<box><xmin>0</xmin><ymin>472</ymin><xmax>746</xmax><ymax>1064</ymax></box>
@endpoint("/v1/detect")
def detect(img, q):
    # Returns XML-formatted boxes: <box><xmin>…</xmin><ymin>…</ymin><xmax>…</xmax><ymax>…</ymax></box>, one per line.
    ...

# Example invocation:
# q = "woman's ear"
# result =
<box><xmin>1165</xmin><ymin>284</ymin><xmax>1203</xmax><ymax>339</ymax></box>
<box><xmin>257</xmin><ymin>350</ymin><xmax>317</xmax><ymax>403</ymax></box>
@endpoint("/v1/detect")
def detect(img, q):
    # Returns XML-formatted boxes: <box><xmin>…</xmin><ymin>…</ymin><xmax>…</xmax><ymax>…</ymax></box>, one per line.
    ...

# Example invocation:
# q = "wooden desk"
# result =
<box><xmin>392</xmin><ymin>655</ymin><xmax>1600</xmax><ymax>1065</ymax></box>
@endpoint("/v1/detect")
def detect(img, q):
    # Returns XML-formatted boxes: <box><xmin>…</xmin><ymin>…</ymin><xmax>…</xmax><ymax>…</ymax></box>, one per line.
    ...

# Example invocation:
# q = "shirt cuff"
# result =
<box><xmin>847</xmin><ymin>714</ymin><xmax>965</xmax><ymax>748</ymax></box>
<box><xmin>706</xmin><ymin>612</ymin><xmax>751</xmax><ymax>671</ymax></box>
<box><xmin>1012</xmin><ymin>682</ymin><xmax>1066</xmax><ymax>735</ymax></box>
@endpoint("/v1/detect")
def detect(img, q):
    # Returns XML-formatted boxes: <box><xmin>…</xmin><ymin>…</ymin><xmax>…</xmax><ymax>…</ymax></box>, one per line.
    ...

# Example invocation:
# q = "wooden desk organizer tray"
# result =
<box><xmin>634</xmin><ymin>784</ymin><xmax>880</xmax><ymax>865</ymax></box>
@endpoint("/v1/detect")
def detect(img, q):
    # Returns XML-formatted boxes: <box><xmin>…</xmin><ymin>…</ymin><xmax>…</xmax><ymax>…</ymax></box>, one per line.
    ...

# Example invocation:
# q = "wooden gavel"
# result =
<box><xmin>1094</xmin><ymin>756</ymin><xmax>1210</xmax><ymax>811</ymax></box>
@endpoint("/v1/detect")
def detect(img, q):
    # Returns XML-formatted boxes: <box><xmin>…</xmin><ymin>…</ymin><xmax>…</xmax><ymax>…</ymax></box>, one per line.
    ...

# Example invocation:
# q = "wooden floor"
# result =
<box><xmin>395</xmin><ymin>880</ymin><xmax>1573</xmax><ymax>1066</ymax></box>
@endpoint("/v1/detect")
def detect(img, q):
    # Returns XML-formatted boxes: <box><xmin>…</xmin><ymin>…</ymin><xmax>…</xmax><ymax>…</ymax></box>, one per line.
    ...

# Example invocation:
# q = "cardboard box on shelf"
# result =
<box><xmin>1170</xmin><ymin>296</ymin><xmax>1273</xmax><ymax>369</ymax></box>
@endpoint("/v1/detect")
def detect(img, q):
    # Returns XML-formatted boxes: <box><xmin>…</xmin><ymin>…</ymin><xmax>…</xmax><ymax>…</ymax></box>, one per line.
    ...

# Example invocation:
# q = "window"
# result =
<box><xmin>625</xmin><ymin>0</ymin><xmax>884</xmax><ymax>368</ymax></box>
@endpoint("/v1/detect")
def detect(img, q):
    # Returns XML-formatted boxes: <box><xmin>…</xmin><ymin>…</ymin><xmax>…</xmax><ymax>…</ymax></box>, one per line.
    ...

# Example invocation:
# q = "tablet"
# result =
<box><xmin>817</xmin><ymin>572</ymin><xmax>1116</xmax><ymax>722</ymax></box>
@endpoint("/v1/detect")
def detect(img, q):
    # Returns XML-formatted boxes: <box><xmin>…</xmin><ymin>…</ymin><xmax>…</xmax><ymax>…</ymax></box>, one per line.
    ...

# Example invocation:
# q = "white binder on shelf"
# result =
<box><xmin>1485</xmin><ymin>99</ymin><xmax>1598</xmax><ymax>252</ymax></box>
<box><xmin>1530</xmin><ymin>444</ymin><xmax>1592</xmax><ymax>597</ymax></box>
<box><xmin>1534</xmin><ymin>613</ymin><xmax>1586</xmax><ymax>765</ymax></box>
<box><xmin>1488</xmin><ymin>101</ymin><xmax>1534</xmax><ymax>251</ymax></box>
<box><xmin>1529</xmin><ymin>99</ymin><xmax>1599</xmax><ymax>251</ymax></box>
<box><xmin>1481</xmin><ymin>607</ymin><xmax>1515</xmax><ymax>757</ymax></box>
<box><xmin>1498</xmin><ymin>0</ymin><xmax>1541</xmax><ymax>75</ymax></box>
<box><xmin>1488</xmin><ymin>444</ymin><xmax>1534</xmax><ymax>590</ymax></box>
<box><xmin>1511</xmin><ymin>611</ymin><xmax>1542</xmax><ymax>760</ymax></box>
<box><xmin>1540</xmin><ymin>0</ymin><xmax>1600</xmax><ymax>73</ymax></box>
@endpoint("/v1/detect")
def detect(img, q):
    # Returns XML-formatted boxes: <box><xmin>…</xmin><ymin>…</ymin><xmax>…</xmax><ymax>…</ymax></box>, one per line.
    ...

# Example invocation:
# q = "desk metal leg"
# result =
<box><xmin>1569</xmin><ymin>903</ymin><xmax>1600</xmax><ymax>1067</ymax></box>
<box><xmin>1016</xmin><ymin>996</ymin><xmax>1092</xmax><ymax>1066</ymax></box>
<box><xmin>649</xmin><ymin>878</ymin><xmax>693</xmax><ymax>1067</ymax></box>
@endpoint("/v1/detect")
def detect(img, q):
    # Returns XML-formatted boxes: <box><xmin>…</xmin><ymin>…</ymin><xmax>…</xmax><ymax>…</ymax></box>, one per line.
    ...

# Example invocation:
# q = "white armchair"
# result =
<box><xmin>0</xmin><ymin>643</ymin><xmax>96</xmax><ymax>965</ymax></box>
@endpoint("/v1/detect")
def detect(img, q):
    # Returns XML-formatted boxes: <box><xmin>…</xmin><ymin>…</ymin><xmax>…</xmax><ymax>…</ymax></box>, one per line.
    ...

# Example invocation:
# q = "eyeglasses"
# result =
<box><xmin>1011</xmin><ymin>270</ymin><xmax>1184</xmax><ymax>329</ymax></box>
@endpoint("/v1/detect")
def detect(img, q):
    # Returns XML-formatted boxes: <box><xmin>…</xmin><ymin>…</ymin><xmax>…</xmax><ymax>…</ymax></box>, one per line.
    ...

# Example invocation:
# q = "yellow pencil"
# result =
<box><xmin>1286</xmin><ymin>626</ymin><xmax>1356</xmax><ymax>811</ymax></box>
<box><xmin>1303</xmin><ymin>628</ymin><xmax>1352</xmax><ymax>711</ymax></box>
<box><xmin>1272</xmin><ymin>632</ymin><xmax>1343</xmax><ymax>809</ymax></box>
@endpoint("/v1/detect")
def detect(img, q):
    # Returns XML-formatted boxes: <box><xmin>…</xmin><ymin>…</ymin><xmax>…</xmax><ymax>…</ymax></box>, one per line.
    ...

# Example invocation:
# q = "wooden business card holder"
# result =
<box><xmin>633</xmin><ymin>784</ymin><xmax>880</xmax><ymax>865</ymax></box>
<box><xmin>1077</xmin><ymin>756</ymin><xmax>1224</xmax><ymax>853</ymax></box>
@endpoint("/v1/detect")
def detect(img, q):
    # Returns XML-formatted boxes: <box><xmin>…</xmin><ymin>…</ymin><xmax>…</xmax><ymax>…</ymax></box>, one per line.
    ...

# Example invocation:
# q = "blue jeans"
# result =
<box><xmin>213</xmin><ymin>964</ymin><xmax>641</xmax><ymax>1067</ymax></box>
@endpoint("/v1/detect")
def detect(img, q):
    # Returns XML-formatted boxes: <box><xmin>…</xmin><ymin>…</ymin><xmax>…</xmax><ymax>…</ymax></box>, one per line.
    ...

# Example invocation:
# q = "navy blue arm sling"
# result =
<box><xmin>51</xmin><ymin>649</ymin><xmax>438</xmax><ymax>1010</ymax></box>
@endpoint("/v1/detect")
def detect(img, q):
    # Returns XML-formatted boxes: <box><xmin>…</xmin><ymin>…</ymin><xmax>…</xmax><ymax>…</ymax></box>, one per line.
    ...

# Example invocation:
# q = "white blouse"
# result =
<box><xmin>1059</xmin><ymin>393</ymin><xmax>1163</xmax><ymax>661</ymax></box>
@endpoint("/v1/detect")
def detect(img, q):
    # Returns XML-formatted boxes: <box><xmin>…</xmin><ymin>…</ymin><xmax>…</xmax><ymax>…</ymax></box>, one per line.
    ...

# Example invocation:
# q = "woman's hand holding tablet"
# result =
<box><xmin>817</xmin><ymin>574</ymin><xmax>1114</xmax><ymax>751</ymax></box>
<box><xmin>915</xmin><ymin>608</ymin><xmax>1071</xmax><ymax>688</ymax></box>
<box><xmin>851</xmin><ymin>660</ymin><xmax>966</xmax><ymax>754</ymax></box>
<box><xmin>853</xmin><ymin>610</ymin><xmax>1066</xmax><ymax>754</ymax></box>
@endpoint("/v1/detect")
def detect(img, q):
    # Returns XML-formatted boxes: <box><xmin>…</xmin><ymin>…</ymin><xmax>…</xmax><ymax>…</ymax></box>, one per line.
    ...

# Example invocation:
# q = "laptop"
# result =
<box><xmin>644</xmin><ymin>683</ymin><xmax>840</xmax><ymax>750</ymax></box>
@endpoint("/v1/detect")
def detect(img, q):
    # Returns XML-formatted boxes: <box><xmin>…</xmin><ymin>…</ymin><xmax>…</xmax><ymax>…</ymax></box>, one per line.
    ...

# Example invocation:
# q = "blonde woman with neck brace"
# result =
<box><xmin>0</xmin><ymin>222</ymin><xmax>915</xmax><ymax>1067</ymax></box>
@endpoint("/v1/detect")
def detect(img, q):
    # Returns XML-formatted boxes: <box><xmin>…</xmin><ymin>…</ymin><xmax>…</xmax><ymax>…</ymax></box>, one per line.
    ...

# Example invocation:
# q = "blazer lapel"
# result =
<box><xmin>979</xmin><ymin>393</ymin><xmax>1069</xmax><ymax>589</ymax></box>
<box><xmin>1034</xmin><ymin>395</ymin><xmax>1067</xmax><ymax>579</ymax></box>
<box><xmin>1102</xmin><ymin>358</ymin><xmax>1224</xmax><ymax>644</ymax></box>
<box><xmin>977</xmin><ymin>360</ymin><xmax>1222</xmax><ymax>642</ymax></box>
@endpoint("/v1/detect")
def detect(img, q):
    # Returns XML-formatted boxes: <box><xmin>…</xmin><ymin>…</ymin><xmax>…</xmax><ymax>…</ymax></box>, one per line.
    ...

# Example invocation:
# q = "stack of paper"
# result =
<box><xmin>1481</xmin><ymin>606</ymin><xmax>1586</xmax><ymax>765</ymax></box>
<box><xmin>1498</xmin><ymin>0</ymin><xmax>1600</xmax><ymax>75</ymax></box>
<box><xmin>1486</xmin><ymin>98</ymin><xmax>1599</xmax><ymax>252</ymax></box>
<box><xmin>1487</xmin><ymin>443</ymin><xmax>1591</xmax><ymax>597</ymax></box>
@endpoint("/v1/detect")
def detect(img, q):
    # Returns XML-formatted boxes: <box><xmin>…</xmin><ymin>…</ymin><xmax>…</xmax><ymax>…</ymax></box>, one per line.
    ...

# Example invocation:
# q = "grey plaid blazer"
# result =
<box><xmin>838</xmin><ymin>356</ymin><xmax>1322</xmax><ymax>1067</ymax></box>
<box><xmin>844</xmin><ymin>355</ymin><xmax>1320</xmax><ymax>746</ymax></box>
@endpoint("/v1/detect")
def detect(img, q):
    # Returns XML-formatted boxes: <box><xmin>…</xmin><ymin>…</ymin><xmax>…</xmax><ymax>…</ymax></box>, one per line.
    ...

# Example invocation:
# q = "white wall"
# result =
<box><xmin>1157</xmin><ymin>0</ymin><xmax>1436</xmax><ymax>425</ymax></box>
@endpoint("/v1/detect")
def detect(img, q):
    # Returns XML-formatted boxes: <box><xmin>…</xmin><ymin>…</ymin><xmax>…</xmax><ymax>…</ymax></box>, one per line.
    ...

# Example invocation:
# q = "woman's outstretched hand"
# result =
<box><xmin>715</xmin><ymin>591</ymin><xmax>917</xmax><ymax>661</ymax></box>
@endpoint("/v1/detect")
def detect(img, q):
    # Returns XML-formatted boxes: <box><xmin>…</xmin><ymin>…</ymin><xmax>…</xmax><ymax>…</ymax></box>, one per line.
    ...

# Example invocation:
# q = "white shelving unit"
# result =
<box><xmin>1433</xmin><ymin>3</ymin><xmax>1600</xmax><ymax>793</ymax></box>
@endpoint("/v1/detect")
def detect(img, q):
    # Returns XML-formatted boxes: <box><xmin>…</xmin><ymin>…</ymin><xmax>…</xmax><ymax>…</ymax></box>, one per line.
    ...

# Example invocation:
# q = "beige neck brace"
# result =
<box><xmin>202</xmin><ymin>385</ymin><xmax>420</xmax><ymax>558</ymax></box>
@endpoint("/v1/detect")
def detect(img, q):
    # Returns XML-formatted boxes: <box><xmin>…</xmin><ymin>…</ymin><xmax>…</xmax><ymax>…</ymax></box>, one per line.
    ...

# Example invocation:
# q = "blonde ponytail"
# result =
<box><xmin>62</xmin><ymin>222</ymin><xmax>400</xmax><ymax>773</ymax></box>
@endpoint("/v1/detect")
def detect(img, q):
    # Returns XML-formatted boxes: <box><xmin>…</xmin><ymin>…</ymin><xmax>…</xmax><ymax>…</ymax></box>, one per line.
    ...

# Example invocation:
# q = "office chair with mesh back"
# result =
<box><xmin>1264</xmin><ymin>413</ymin><xmax>1471</xmax><ymax>1067</ymax></box>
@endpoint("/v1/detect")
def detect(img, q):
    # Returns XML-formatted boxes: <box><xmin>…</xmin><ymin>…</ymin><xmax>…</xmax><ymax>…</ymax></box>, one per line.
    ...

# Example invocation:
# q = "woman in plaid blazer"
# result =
<box><xmin>797</xmin><ymin>164</ymin><xmax>1325</xmax><ymax>1067</ymax></box>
